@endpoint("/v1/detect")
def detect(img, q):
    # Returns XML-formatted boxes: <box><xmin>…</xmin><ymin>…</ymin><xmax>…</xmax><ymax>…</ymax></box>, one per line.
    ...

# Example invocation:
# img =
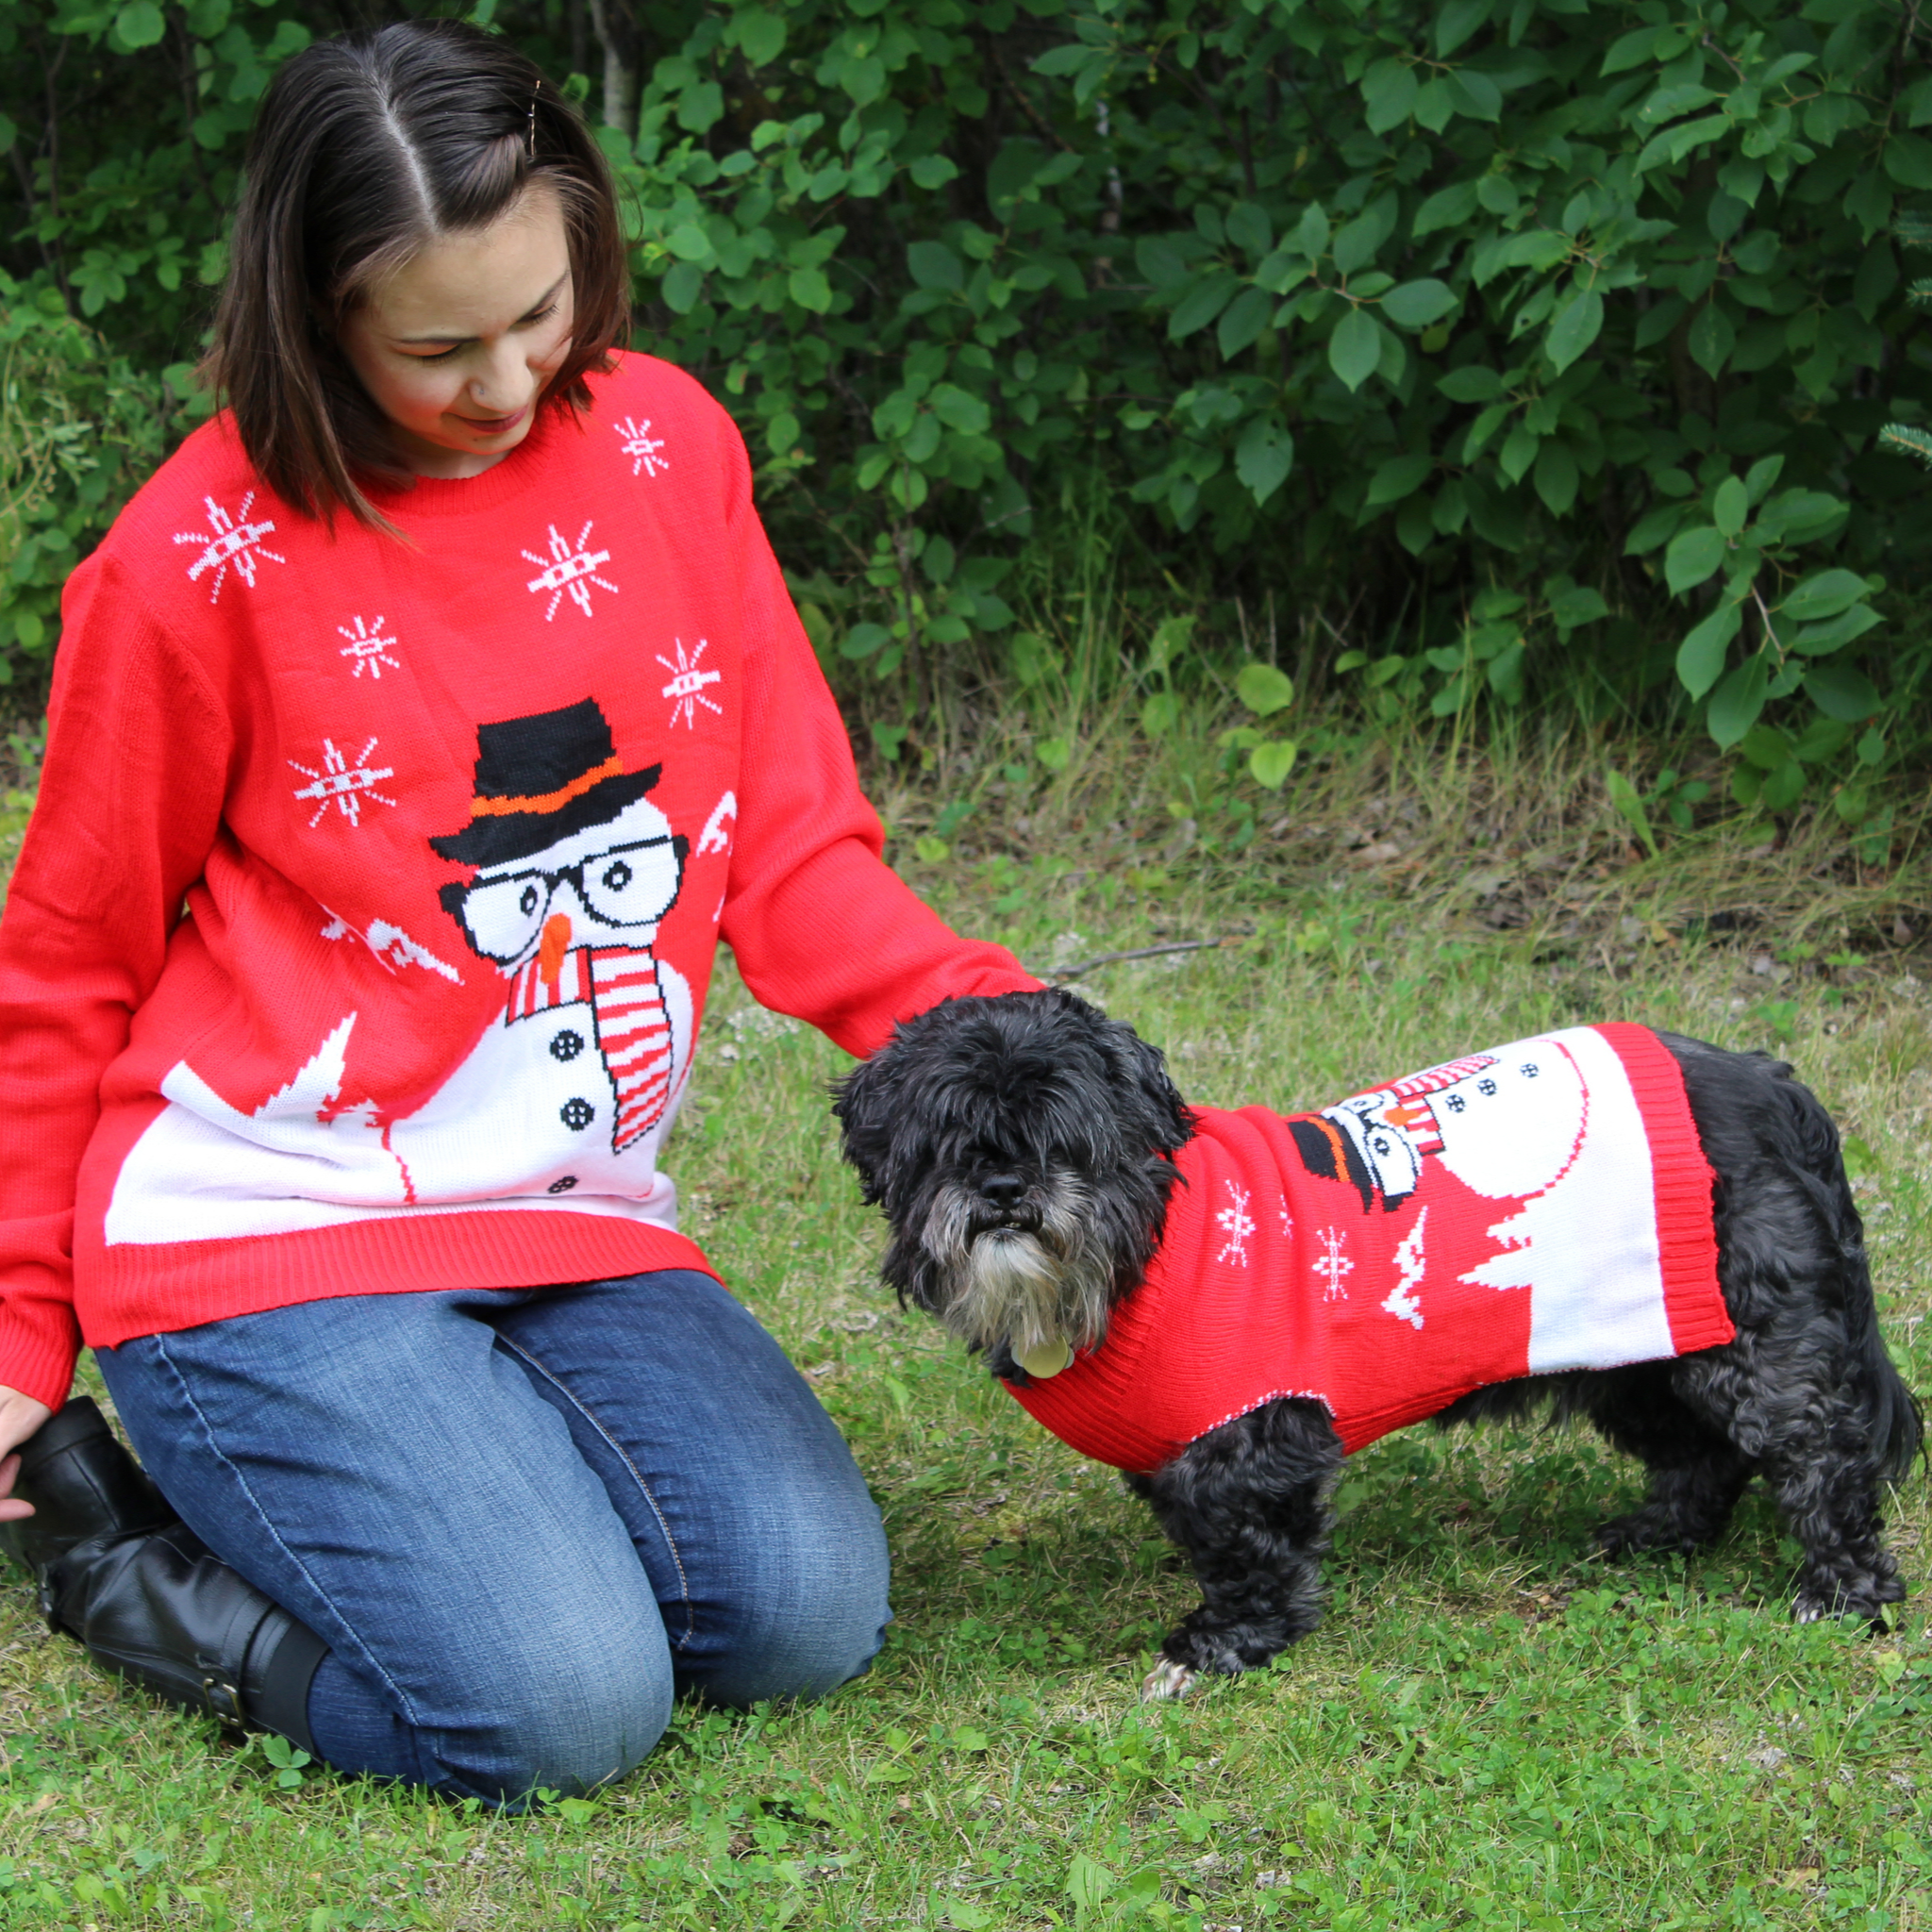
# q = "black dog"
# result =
<box><xmin>835</xmin><ymin>989</ymin><xmax>1922</xmax><ymax>1698</ymax></box>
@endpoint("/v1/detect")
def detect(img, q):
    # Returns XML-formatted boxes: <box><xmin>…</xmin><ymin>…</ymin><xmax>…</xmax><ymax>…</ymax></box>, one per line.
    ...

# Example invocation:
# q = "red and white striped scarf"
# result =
<box><xmin>507</xmin><ymin>946</ymin><xmax>674</xmax><ymax>1150</ymax></box>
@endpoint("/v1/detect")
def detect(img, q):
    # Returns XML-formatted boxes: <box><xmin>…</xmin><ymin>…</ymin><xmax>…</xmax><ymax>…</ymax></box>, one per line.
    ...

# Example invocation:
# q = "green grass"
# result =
<box><xmin>3</xmin><ymin>743</ymin><xmax>1930</xmax><ymax>1931</ymax></box>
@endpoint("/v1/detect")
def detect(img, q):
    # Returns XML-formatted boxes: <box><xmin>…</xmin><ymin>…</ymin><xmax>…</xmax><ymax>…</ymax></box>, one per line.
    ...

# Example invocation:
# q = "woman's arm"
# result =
<box><xmin>712</xmin><ymin>428</ymin><xmax>1040</xmax><ymax>1054</ymax></box>
<box><xmin>0</xmin><ymin>550</ymin><xmax>232</xmax><ymax>1408</ymax></box>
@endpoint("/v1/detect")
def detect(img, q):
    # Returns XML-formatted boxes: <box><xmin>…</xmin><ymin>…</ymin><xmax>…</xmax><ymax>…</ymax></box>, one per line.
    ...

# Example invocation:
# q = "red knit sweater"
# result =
<box><xmin>1010</xmin><ymin>1024</ymin><xmax>1732</xmax><ymax>1473</ymax></box>
<box><xmin>0</xmin><ymin>354</ymin><xmax>1035</xmax><ymax>1409</ymax></box>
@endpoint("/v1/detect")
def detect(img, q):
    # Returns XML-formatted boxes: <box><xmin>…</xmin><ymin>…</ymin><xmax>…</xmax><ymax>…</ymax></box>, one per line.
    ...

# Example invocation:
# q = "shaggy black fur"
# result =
<box><xmin>836</xmin><ymin>991</ymin><xmax>1924</xmax><ymax>1694</ymax></box>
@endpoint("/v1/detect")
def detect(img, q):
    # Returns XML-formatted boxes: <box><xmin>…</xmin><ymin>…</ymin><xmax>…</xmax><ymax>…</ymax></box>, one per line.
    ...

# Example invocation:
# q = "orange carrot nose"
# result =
<box><xmin>539</xmin><ymin>913</ymin><xmax>572</xmax><ymax>991</ymax></box>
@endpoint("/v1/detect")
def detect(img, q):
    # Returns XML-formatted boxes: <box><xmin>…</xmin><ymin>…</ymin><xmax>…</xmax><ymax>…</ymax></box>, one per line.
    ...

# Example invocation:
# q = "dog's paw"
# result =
<box><xmin>1140</xmin><ymin>1658</ymin><xmax>1197</xmax><ymax>1702</ymax></box>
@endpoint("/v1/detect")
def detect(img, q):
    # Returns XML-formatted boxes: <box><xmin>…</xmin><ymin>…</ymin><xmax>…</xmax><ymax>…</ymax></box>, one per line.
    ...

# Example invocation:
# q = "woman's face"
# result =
<box><xmin>338</xmin><ymin>183</ymin><xmax>576</xmax><ymax>479</ymax></box>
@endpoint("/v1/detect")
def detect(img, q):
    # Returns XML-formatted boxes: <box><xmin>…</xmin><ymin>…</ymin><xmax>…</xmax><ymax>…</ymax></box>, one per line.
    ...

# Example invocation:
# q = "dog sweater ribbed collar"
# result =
<box><xmin>1006</xmin><ymin>1023</ymin><xmax>1732</xmax><ymax>1474</ymax></box>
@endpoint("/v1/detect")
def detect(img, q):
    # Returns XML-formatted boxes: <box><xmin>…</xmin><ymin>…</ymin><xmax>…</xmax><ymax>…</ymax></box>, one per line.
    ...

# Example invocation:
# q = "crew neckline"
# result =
<box><xmin>359</xmin><ymin>392</ymin><xmax>582</xmax><ymax>520</ymax></box>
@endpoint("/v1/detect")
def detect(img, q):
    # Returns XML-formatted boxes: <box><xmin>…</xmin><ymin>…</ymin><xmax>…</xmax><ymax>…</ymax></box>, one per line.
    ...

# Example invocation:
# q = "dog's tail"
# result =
<box><xmin>1790</xmin><ymin>1074</ymin><xmax>1924</xmax><ymax>1485</ymax></box>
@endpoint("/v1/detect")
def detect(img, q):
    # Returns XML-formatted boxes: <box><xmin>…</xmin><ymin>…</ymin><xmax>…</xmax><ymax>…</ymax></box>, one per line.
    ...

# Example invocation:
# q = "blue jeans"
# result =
<box><xmin>96</xmin><ymin>1271</ymin><xmax>891</xmax><ymax>1805</ymax></box>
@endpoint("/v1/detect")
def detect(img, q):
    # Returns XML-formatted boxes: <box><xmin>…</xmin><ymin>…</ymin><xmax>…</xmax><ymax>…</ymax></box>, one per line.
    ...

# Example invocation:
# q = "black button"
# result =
<box><xmin>548</xmin><ymin>1175</ymin><xmax>578</xmax><ymax>1193</ymax></box>
<box><xmin>1478</xmin><ymin>1078</ymin><xmax>1497</xmax><ymax>1096</ymax></box>
<box><xmin>560</xmin><ymin>1097</ymin><xmax>594</xmax><ymax>1131</ymax></box>
<box><xmin>1521</xmin><ymin>1062</ymin><xmax>1539</xmax><ymax>1077</ymax></box>
<box><xmin>551</xmin><ymin>1029</ymin><xmax>585</xmax><ymax>1062</ymax></box>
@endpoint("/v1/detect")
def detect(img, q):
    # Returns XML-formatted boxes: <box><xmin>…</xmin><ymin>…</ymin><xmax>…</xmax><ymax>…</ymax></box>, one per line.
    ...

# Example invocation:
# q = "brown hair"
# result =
<box><xmin>203</xmin><ymin>19</ymin><xmax>629</xmax><ymax>528</ymax></box>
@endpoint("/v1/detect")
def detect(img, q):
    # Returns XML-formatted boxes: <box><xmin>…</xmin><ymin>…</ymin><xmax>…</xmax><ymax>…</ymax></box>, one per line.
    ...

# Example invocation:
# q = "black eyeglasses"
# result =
<box><xmin>442</xmin><ymin>837</ymin><xmax>681</xmax><ymax>963</ymax></box>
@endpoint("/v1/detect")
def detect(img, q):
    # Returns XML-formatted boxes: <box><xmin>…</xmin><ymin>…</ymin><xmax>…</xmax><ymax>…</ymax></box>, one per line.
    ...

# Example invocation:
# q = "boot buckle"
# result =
<box><xmin>201</xmin><ymin>1674</ymin><xmax>247</xmax><ymax>1728</ymax></box>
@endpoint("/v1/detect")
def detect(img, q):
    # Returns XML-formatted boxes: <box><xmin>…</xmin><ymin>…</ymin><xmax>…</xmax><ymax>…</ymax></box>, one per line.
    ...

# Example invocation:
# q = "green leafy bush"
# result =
<box><xmin>0</xmin><ymin>277</ymin><xmax>174</xmax><ymax>688</ymax></box>
<box><xmin>3</xmin><ymin>0</ymin><xmax>1928</xmax><ymax>825</ymax></box>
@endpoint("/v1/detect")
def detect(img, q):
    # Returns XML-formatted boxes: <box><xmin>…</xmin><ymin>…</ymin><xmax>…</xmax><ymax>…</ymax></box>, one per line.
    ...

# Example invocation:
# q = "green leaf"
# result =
<box><xmin>1793</xmin><ymin>605</ymin><xmax>1883</xmax><ymax>655</ymax></box>
<box><xmin>1675</xmin><ymin>603</ymin><xmax>1740</xmax><ymax>700</ymax></box>
<box><xmin>1414</xmin><ymin>180</ymin><xmax>1480</xmax><ymax>237</ymax></box>
<box><xmin>1235</xmin><ymin>418</ymin><xmax>1294</xmax><ymax>506</ymax></box>
<box><xmin>1366</xmin><ymin>453</ymin><xmax>1432</xmax><ymax>506</ymax></box>
<box><xmin>1361</xmin><ymin>58</ymin><xmax>1419</xmax><ymax>134</ymax></box>
<box><xmin>909</xmin><ymin>155</ymin><xmax>959</xmax><ymax>190</ymax></box>
<box><xmin>908</xmin><ymin>242</ymin><xmax>963</xmax><ymax>291</ymax></box>
<box><xmin>1328</xmin><ymin>308</ymin><xmax>1382</xmax><ymax>391</ymax></box>
<box><xmin>1664</xmin><ymin>525</ymin><xmax>1726</xmax><ymax>594</ymax></box>
<box><xmin>1687</xmin><ymin>300</ymin><xmax>1736</xmax><ymax>376</ymax></box>
<box><xmin>1712</xmin><ymin>476</ymin><xmax>1749</xmax><ymax>539</ymax></box>
<box><xmin>1438</xmin><ymin>366</ymin><xmax>1504</xmax><ymax>402</ymax></box>
<box><xmin>841</xmin><ymin>622</ymin><xmax>891</xmax><ymax>659</ymax></box>
<box><xmin>1782</xmin><ymin>569</ymin><xmax>1869</xmax><ymax>623</ymax></box>
<box><xmin>1533</xmin><ymin>441</ymin><xmax>1578</xmax><ymax>516</ymax></box>
<box><xmin>1803</xmin><ymin>663</ymin><xmax>1881</xmax><ymax>722</ymax></box>
<box><xmin>1435</xmin><ymin>0</ymin><xmax>1492</xmax><ymax>56</ymax></box>
<box><xmin>928</xmin><ymin>383</ymin><xmax>990</xmax><ymax>434</ymax></box>
<box><xmin>1168</xmin><ymin>272</ymin><xmax>1241</xmax><ymax>340</ymax></box>
<box><xmin>1601</xmin><ymin>25</ymin><xmax>1658</xmax><ymax>73</ymax></box>
<box><xmin>1707</xmin><ymin>654</ymin><xmax>1769</xmax><ymax>748</ymax></box>
<box><xmin>1382</xmin><ymin>278</ymin><xmax>1457</xmax><ymax>328</ymax></box>
<box><xmin>660</xmin><ymin>260</ymin><xmax>705</xmax><ymax>313</ymax></box>
<box><xmin>1217</xmin><ymin>285</ymin><xmax>1274</xmax><ymax>358</ymax></box>
<box><xmin>1545</xmin><ymin>289</ymin><xmax>1604</xmax><ymax>374</ymax></box>
<box><xmin>1606</xmin><ymin>768</ymin><xmax>1658</xmax><ymax>858</ymax></box>
<box><xmin>1549</xmin><ymin>584</ymin><xmax>1608</xmax><ymax>630</ymax></box>
<box><xmin>1445</xmin><ymin>68</ymin><xmax>1502</xmax><ymax>120</ymax></box>
<box><xmin>665</xmin><ymin>224</ymin><xmax>712</xmax><ymax>262</ymax></box>
<box><xmin>1249</xmin><ymin>739</ymin><xmax>1298</xmax><ymax>789</ymax></box>
<box><xmin>733</xmin><ymin>9</ymin><xmax>786</xmax><ymax>65</ymax></box>
<box><xmin>788</xmin><ymin>266</ymin><xmax>833</xmax><ymax>313</ymax></box>
<box><xmin>1236</xmin><ymin>662</ymin><xmax>1295</xmax><ymax>717</ymax></box>
<box><xmin>114</xmin><ymin>0</ymin><xmax>166</xmax><ymax>46</ymax></box>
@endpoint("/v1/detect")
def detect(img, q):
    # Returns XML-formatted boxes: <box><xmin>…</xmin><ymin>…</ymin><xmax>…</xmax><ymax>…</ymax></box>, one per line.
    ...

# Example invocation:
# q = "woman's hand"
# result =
<box><xmin>0</xmin><ymin>1387</ymin><xmax>53</xmax><ymax>1521</ymax></box>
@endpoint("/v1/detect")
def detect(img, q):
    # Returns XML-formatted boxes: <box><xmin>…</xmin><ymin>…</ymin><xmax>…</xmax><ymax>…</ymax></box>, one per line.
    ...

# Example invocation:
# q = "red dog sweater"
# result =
<box><xmin>1010</xmin><ymin>1024</ymin><xmax>1733</xmax><ymax>1472</ymax></box>
<box><xmin>0</xmin><ymin>353</ymin><xmax>1036</xmax><ymax>1409</ymax></box>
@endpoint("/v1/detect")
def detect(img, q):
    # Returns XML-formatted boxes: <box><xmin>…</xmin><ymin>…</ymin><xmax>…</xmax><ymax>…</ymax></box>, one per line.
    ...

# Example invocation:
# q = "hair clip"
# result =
<box><xmin>526</xmin><ymin>94</ymin><xmax>538</xmax><ymax>158</ymax></box>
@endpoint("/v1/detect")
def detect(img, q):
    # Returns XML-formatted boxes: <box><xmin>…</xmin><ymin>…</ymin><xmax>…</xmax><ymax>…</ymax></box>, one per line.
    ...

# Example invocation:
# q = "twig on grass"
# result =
<box><xmin>1036</xmin><ymin>937</ymin><xmax>1241</xmax><ymax>981</ymax></box>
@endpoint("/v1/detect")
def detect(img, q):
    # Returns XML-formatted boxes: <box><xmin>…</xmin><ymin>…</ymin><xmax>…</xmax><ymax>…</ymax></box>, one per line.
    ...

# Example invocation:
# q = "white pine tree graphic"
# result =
<box><xmin>523</xmin><ymin>521</ymin><xmax>619</xmax><ymax>620</ymax></box>
<box><xmin>173</xmin><ymin>493</ymin><xmax>287</xmax><ymax>604</ymax></box>
<box><xmin>1382</xmin><ymin>1206</ymin><xmax>1427</xmax><ymax>1329</ymax></box>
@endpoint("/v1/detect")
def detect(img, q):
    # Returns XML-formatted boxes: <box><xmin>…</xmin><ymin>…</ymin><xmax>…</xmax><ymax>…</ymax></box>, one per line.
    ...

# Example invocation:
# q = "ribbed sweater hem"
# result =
<box><xmin>76</xmin><ymin>1210</ymin><xmax>718</xmax><ymax>1353</ymax></box>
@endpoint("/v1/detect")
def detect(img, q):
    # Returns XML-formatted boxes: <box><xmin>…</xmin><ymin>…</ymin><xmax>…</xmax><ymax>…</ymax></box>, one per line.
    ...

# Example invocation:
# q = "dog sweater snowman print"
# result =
<box><xmin>0</xmin><ymin>352</ymin><xmax>1035</xmax><ymax>1412</ymax></box>
<box><xmin>1009</xmin><ymin>1024</ymin><xmax>1735</xmax><ymax>1473</ymax></box>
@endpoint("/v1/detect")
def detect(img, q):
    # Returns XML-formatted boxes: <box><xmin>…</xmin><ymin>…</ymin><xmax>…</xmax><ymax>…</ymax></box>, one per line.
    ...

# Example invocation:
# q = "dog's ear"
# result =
<box><xmin>830</xmin><ymin>1042</ymin><xmax>900</xmax><ymax>1204</ymax></box>
<box><xmin>1101</xmin><ymin>1016</ymin><xmax>1195</xmax><ymax>1159</ymax></box>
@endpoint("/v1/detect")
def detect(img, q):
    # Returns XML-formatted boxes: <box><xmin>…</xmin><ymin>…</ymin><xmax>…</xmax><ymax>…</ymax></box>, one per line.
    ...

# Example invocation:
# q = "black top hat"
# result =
<box><xmin>429</xmin><ymin>697</ymin><xmax>660</xmax><ymax>870</ymax></box>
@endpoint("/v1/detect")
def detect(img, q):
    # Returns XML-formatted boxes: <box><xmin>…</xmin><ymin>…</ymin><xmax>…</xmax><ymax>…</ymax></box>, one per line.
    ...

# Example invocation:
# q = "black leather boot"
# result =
<box><xmin>46</xmin><ymin>1522</ymin><xmax>328</xmax><ymax>1755</ymax></box>
<box><xmin>1</xmin><ymin>1397</ymin><xmax>326</xmax><ymax>1756</ymax></box>
<box><xmin>0</xmin><ymin>1395</ymin><xmax>174</xmax><ymax>1607</ymax></box>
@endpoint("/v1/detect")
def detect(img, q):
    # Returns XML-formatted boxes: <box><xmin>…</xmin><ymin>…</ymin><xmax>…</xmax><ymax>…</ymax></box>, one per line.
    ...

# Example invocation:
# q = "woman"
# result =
<box><xmin>0</xmin><ymin>21</ymin><xmax>1032</xmax><ymax>1804</ymax></box>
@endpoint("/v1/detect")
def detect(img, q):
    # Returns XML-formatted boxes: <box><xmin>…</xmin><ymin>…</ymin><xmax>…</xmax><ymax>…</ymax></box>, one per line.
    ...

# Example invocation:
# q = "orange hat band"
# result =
<box><xmin>468</xmin><ymin>755</ymin><xmax>625</xmax><ymax>820</ymax></box>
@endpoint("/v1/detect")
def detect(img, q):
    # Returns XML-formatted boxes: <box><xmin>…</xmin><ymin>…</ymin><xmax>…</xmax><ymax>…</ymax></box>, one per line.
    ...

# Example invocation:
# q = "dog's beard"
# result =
<box><xmin>918</xmin><ymin>1174</ymin><xmax>1115</xmax><ymax>1356</ymax></box>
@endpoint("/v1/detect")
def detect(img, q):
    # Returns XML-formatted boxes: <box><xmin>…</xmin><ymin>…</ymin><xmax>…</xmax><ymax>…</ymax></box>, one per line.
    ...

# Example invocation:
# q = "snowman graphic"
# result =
<box><xmin>430</xmin><ymin>697</ymin><xmax>693</xmax><ymax>1169</ymax></box>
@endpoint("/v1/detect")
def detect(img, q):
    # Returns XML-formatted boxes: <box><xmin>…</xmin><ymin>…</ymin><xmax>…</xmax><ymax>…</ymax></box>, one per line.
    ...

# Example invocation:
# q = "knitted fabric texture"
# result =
<box><xmin>1008</xmin><ymin>1024</ymin><xmax>1732</xmax><ymax>1473</ymax></box>
<box><xmin>0</xmin><ymin>354</ymin><xmax>1036</xmax><ymax>1408</ymax></box>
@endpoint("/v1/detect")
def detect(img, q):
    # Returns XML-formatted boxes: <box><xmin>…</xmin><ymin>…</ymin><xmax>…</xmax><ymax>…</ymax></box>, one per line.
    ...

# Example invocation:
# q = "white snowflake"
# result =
<box><xmin>1278</xmin><ymin>1200</ymin><xmax>1294</xmax><ymax>1241</ymax></box>
<box><xmin>522</xmin><ymin>521</ymin><xmax>618</xmax><ymax>620</ymax></box>
<box><xmin>289</xmin><ymin>737</ymin><xmax>397</xmax><ymax>829</ymax></box>
<box><xmin>173</xmin><ymin>492</ymin><xmax>287</xmax><ymax>604</ymax></box>
<box><xmin>614</xmin><ymin>414</ymin><xmax>669</xmax><ymax>478</ymax></box>
<box><xmin>1383</xmin><ymin>1205</ymin><xmax>1426</xmax><ymax>1330</ymax></box>
<box><xmin>1312</xmin><ymin>1225</ymin><xmax>1354</xmax><ymax>1300</ymax></box>
<box><xmin>658</xmin><ymin>636</ymin><xmax>724</xmax><ymax>729</ymax></box>
<box><xmin>1215</xmin><ymin>1179</ymin><xmax>1256</xmax><ymax>1268</ymax></box>
<box><xmin>338</xmin><ymin>614</ymin><xmax>401</xmax><ymax>679</ymax></box>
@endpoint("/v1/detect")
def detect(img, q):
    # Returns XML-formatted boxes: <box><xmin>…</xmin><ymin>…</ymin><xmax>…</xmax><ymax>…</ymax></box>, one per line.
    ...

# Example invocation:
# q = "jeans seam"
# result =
<box><xmin>148</xmin><ymin>1331</ymin><xmax>423</xmax><ymax>1727</ymax></box>
<box><xmin>493</xmin><ymin>1333</ymin><xmax>697</xmax><ymax>1651</ymax></box>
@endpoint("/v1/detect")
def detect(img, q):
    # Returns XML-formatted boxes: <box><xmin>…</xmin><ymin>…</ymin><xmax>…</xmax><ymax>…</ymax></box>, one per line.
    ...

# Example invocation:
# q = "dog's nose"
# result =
<box><xmin>978</xmin><ymin>1174</ymin><xmax>1026</xmax><ymax>1209</ymax></box>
